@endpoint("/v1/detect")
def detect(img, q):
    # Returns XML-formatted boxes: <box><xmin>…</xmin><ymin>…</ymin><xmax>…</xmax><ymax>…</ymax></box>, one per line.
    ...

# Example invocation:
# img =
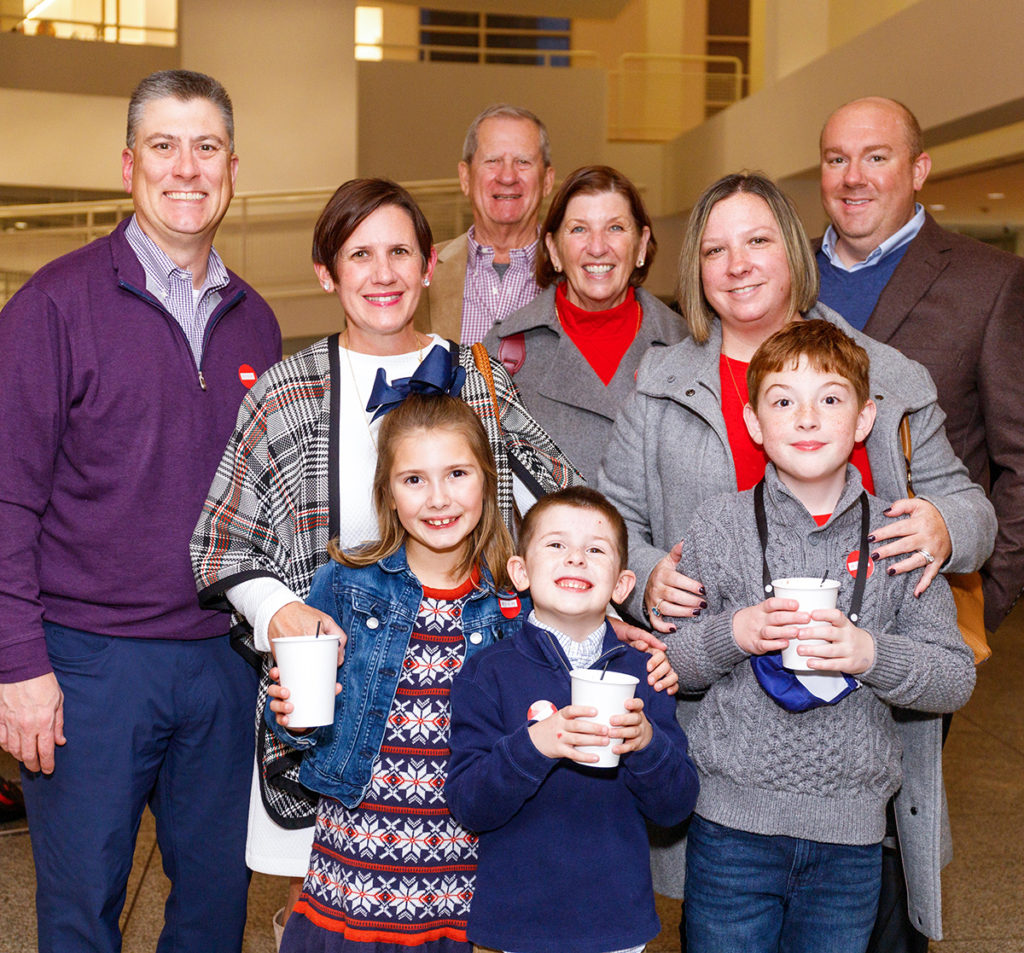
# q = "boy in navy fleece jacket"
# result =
<box><xmin>447</xmin><ymin>487</ymin><xmax>698</xmax><ymax>953</ymax></box>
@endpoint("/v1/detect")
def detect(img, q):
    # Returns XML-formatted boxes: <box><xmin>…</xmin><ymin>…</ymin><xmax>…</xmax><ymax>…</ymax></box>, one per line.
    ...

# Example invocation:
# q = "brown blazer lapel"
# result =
<box><xmin>863</xmin><ymin>214</ymin><xmax>953</xmax><ymax>344</ymax></box>
<box><xmin>413</xmin><ymin>233</ymin><xmax>468</xmax><ymax>341</ymax></box>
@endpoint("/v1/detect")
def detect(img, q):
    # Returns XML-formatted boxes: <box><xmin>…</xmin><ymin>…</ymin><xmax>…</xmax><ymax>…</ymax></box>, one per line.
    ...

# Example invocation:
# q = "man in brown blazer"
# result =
<box><xmin>414</xmin><ymin>104</ymin><xmax>554</xmax><ymax>344</ymax></box>
<box><xmin>817</xmin><ymin>95</ymin><xmax>1024</xmax><ymax>953</ymax></box>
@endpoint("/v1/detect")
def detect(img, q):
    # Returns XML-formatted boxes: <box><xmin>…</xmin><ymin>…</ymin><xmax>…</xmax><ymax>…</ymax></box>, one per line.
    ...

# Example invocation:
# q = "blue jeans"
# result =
<box><xmin>684</xmin><ymin>814</ymin><xmax>881</xmax><ymax>953</ymax></box>
<box><xmin>22</xmin><ymin>624</ymin><xmax>256</xmax><ymax>953</ymax></box>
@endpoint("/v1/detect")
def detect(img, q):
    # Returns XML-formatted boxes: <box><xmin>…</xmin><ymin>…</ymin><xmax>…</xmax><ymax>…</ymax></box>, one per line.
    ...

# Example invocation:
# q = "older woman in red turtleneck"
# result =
<box><xmin>482</xmin><ymin>165</ymin><xmax>685</xmax><ymax>479</ymax></box>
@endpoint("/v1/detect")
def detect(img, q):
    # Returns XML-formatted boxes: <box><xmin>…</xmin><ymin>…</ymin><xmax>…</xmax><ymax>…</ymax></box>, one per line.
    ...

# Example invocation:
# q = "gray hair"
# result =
<box><xmin>126</xmin><ymin>70</ymin><xmax>235</xmax><ymax>151</ymax></box>
<box><xmin>461</xmin><ymin>104</ymin><xmax>550</xmax><ymax>167</ymax></box>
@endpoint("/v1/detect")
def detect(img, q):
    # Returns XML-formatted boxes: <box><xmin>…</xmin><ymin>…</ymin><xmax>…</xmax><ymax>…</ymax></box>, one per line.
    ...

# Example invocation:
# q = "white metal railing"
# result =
<box><xmin>368</xmin><ymin>42</ymin><xmax>599</xmax><ymax>68</ymax></box>
<box><xmin>0</xmin><ymin>14</ymin><xmax>176</xmax><ymax>45</ymax></box>
<box><xmin>608</xmin><ymin>53</ymin><xmax>746</xmax><ymax>141</ymax></box>
<box><xmin>358</xmin><ymin>42</ymin><xmax>745</xmax><ymax>142</ymax></box>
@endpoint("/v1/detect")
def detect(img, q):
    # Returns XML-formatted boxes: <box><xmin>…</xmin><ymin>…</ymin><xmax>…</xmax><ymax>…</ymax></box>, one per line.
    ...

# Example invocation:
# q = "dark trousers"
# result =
<box><xmin>22</xmin><ymin>623</ymin><xmax>257</xmax><ymax>953</ymax></box>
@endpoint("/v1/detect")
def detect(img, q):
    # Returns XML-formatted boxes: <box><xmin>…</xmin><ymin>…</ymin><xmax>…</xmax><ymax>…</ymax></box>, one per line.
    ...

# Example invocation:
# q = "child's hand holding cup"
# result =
<box><xmin>771</xmin><ymin>577</ymin><xmax>841</xmax><ymax>671</ymax></box>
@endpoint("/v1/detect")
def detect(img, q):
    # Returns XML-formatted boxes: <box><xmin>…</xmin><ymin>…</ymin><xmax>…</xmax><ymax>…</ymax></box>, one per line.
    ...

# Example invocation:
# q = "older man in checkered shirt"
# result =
<box><xmin>414</xmin><ymin>103</ymin><xmax>555</xmax><ymax>344</ymax></box>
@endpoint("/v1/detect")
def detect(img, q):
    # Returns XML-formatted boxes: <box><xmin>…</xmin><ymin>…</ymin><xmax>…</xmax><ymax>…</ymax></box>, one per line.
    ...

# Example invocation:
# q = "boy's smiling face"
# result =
<box><xmin>508</xmin><ymin>504</ymin><xmax>635</xmax><ymax>640</ymax></box>
<box><xmin>744</xmin><ymin>357</ymin><xmax>876</xmax><ymax>513</ymax></box>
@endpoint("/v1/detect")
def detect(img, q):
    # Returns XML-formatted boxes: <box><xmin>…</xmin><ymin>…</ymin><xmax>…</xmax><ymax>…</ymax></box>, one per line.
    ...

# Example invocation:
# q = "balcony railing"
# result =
<box><xmin>358</xmin><ymin>40</ymin><xmax>746</xmax><ymax>142</ymax></box>
<box><xmin>0</xmin><ymin>14</ymin><xmax>175</xmax><ymax>45</ymax></box>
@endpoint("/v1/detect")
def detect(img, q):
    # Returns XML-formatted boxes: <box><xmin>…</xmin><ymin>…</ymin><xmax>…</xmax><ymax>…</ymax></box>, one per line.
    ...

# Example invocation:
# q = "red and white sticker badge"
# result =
<box><xmin>846</xmin><ymin>550</ymin><xmax>874</xmax><ymax>579</ymax></box>
<box><xmin>527</xmin><ymin>700</ymin><xmax>557</xmax><ymax>723</ymax></box>
<box><xmin>238</xmin><ymin>364</ymin><xmax>258</xmax><ymax>389</ymax></box>
<box><xmin>498</xmin><ymin>594</ymin><xmax>521</xmax><ymax>619</ymax></box>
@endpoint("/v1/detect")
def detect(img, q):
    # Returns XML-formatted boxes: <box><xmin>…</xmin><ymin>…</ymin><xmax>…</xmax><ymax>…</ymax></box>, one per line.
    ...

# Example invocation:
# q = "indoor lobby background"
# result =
<box><xmin>1</xmin><ymin>1</ymin><xmax>1022</xmax><ymax>950</ymax></box>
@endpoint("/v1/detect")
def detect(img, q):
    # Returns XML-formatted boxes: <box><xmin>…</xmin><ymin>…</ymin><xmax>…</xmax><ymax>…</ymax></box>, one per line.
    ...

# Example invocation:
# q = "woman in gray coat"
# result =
<box><xmin>597</xmin><ymin>171</ymin><xmax>994</xmax><ymax>942</ymax></box>
<box><xmin>483</xmin><ymin>165</ymin><xmax>685</xmax><ymax>479</ymax></box>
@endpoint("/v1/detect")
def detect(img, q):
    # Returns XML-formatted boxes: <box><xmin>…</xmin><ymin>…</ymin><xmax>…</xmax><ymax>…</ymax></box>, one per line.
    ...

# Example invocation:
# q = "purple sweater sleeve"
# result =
<box><xmin>0</xmin><ymin>286</ymin><xmax>70</xmax><ymax>681</ymax></box>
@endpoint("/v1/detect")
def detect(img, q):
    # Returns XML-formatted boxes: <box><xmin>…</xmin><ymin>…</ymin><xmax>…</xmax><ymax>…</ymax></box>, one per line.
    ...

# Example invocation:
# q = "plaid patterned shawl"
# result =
<box><xmin>191</xmin><ymin>335</ymin><xmax>582</xmax><ymax>826</ymax></box>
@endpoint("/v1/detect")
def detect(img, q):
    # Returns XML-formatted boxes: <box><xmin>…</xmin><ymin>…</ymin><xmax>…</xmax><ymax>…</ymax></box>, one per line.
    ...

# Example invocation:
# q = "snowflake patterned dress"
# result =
<box><xmin>281</xmin><ymin>576</ymin><xmax>479</xmax><ymax>953</ymax></box>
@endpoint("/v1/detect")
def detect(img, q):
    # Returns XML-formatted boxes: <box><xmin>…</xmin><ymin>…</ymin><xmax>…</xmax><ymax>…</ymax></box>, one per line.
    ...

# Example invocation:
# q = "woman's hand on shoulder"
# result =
<box><xmin>608</xmin><ymin>618</ymin><xmax>677</xmax><ymax>695</ymax></box>
<box><xmin>645</xmin><ymin>541</ymin><xmax>707</xmax><ymax>633</ymax></box>
<box><xmin>868</xmin><ymin>497</ymin><xmax>950</xmax><ymax>596</ymax></box>
<box><xmin>269</xmin><ymin>603</ymin><xmax>347</xmax><ymax>665</ymax></box>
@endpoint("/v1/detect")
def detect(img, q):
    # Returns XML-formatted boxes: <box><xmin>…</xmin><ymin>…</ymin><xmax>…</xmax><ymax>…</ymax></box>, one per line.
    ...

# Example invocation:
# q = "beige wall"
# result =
<box><xmin>179</xmin><ymin>0</ymin><xmax>358</xmax><ymax>192</ymax></box>
<box><xmin>0</xmin><ymin>0</ymin><xmax>358</xmax><ymax>194</ymax></box>
<box><xmin>664</xmin><ymin>0</ymin><xmax>1024</xmax><ymax>221</ymax></box>
<box><xmin>0</xmin><ymin>89</ymin><xmax>127</xmax><ymax>190</ymax></box>
<box><xmin>357</xmin><ymin>60</ymin><xmax>607</xmax><ymax>184</ymax></box>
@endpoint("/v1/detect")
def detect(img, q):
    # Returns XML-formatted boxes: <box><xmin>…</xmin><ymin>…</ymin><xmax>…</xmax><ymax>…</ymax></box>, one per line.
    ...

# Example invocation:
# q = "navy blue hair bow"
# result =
<box><xmin>365</xmin><ymin>344</ymin><xmax>467</xmax><ymax>421</ymax></box>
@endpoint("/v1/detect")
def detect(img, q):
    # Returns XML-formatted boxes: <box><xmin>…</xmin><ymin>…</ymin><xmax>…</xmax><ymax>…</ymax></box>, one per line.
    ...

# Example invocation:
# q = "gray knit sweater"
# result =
<box><xmin>665</xmin><ymin>465</ymin><xmax>975</xmax><ymax>846</ymax></box>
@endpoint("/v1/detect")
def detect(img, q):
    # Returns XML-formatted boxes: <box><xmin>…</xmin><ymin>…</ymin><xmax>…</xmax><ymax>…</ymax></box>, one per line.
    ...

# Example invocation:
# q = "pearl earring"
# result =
<box><xmin>636</xmin><ymin>258</ymin><xmax>645</xmax><ymax>267</ymax></box>
<box><xmin>423</xmin><ymin>278</ymin><xmax>431</xmax><ymax>287</ymax></box>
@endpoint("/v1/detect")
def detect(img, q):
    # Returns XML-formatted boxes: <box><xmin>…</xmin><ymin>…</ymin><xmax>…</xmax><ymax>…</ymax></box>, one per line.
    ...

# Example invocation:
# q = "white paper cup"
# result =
<box><xmin>772</xmin><ymin>577</ymin><xmax>840</xmax><ymax>671</ymax></box>
<box><xmin>570</xmin><ymin>669</ymin><xmax>639</xmax><ymax>768</ymax></box>
<box><xmin>271</xmin><ymin>635</ymin><xmax>341</xmax><ymax>728</ymax></box>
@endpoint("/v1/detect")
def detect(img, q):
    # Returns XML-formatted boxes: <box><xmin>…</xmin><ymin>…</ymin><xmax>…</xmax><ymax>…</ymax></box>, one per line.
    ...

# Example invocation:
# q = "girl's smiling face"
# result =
<box><xmin>389</xmin><ymin>427</ymin><xmax>484</xmax><ymax>580</ymax></box>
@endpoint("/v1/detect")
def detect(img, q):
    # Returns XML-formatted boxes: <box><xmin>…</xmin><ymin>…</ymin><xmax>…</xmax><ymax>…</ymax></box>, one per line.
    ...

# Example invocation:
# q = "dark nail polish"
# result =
<box><xmin>699</xmin><ymin>586</ymin><xmax>707</xmax><ymax>595</ymax></box>
<box><xmin>887</xmin><ymin>567</ymin><xmax>896</xmax><ymax>576</ymax></box>
<box><xmin>692</xmin><ymin>609</ymin><xmax>701</xmax><ymax>618</ymax></box>
<box><xmin>867</xmin><ymin>534</ymin><xmax>876</xmax><ymax>543</ymax></box>
<box><xmin>700</xmin><ymin>600</ymin><xmax>708</xmax><ymax>609</ymax></box>
<box><xmin>871</xmin><ymin>551</ymin><xmax>880</xmax><ymax>561</ymax></box>
<box><xmin>883</xmin><ymin>507</ymin><xmax>893</xmax><ymax>515</ymax></box>
<box><xmin>668</xmin><ymin>625</ymin><xmax>677</xmax><ymax>633</ymax></box>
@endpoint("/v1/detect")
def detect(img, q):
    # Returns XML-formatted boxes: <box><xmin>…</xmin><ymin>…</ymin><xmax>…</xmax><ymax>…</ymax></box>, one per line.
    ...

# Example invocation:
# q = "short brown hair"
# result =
<box><xmin>328</xmin><ymin>394</ymin><xmax>513</xmax><ymax>590</ymax></box>
<box><xmin>536</xmin><ymin>165</ymin><xmax>656</xmax><ymax>289</ymax></box>
<box><xmin>517</xmin><ymin>487</ymin><xmax>629</xmax><ymax>572</ymax></box>
<box><xmin>746</xmin><ymin>319</ymin><xmax>871</xmax><ymax>411</ymax></box>
<box><xmin>312</xmin><ymin>178</ymin><xmax>433</xmax><ymax>282</ymax></box>
<box><xmin>677</xmin><ymin>172</ymin><xmax>818</xmax><ymax>343</ymax></box>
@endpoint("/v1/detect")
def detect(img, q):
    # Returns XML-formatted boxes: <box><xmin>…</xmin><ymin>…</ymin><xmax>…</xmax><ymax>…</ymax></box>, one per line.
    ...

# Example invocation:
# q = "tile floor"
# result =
<box><xmin>2</xmin><ymin>602</ymin><xmax>1022</xmax><ymax>952</ymax></box>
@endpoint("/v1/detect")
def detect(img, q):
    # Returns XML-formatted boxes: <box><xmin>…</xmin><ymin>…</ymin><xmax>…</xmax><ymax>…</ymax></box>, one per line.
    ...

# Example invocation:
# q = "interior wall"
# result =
<box><xmin>0</xmin><ymin>89</ymin><xmax>128</xmax><ymax>190</ymax></box>
<box><xmin>179</xmin><ymin>0</ymin><xmax>358</xmax><ymax>192</ymax></box>
<box><xmin>664</xmin><ymin>0</ymin><xmax>1024</xmax><ymax>215</ymax></box>
<box><xmin>356</xmin><ymin>60</ymin><xmax>606</xmax><ymax>183</ymax></box>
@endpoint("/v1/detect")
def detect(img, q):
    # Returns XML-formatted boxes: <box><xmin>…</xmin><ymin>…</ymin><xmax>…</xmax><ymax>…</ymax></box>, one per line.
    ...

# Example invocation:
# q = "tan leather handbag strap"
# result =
<box><xmin>899</xmin><ymin>415</ymin><xmax>914</xmax><ymax>497</ymax></box>
<box><xmin>471</xmin><ymin>342</ymin><xmax>503</xmax><ymax>423</ymax></box>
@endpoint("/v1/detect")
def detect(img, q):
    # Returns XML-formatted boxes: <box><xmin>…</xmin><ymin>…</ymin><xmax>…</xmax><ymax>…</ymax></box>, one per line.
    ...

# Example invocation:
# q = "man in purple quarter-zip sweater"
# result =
<box><xmin>0</xmin><ymin>70</ymin><xmax>281</xmax><ymax>953</ymax></box>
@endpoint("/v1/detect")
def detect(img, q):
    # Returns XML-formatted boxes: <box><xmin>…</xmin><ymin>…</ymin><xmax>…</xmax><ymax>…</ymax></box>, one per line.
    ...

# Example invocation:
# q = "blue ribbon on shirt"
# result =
<box><xmin>365</xmin><ymin>345</ymin><xmax>467</xmax><ymax>421</ymax></box>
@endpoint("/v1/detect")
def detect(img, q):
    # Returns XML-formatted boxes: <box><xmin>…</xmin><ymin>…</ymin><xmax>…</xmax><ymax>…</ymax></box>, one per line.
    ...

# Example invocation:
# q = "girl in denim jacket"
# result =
<box><xmin>267</xmin><ymin>394</ymin><xmax>525</xmax><ymax>953</ymax></box>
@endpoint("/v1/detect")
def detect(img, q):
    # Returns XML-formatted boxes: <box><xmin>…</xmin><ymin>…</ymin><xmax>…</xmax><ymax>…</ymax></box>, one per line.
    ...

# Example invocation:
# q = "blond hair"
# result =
<box><xmin>677</xmin><ymin>172</ymin><xmax>819</xmax><ymax>343</ymax></box>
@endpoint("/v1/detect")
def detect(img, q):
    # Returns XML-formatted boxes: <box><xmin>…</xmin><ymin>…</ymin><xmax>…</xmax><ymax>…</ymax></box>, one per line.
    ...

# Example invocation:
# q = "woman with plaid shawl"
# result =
<box><xmin>190</xmin><ymin>179</ymin><xmax>584</xmax><ymax>943</ymax></box>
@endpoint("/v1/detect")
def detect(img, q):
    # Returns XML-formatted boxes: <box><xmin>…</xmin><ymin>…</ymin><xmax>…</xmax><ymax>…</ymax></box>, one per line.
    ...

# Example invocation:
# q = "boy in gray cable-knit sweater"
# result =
<box><xmin>665</xmin><ymin>320</ymin><xmax>975</xmax><ymax>953</ymax></box>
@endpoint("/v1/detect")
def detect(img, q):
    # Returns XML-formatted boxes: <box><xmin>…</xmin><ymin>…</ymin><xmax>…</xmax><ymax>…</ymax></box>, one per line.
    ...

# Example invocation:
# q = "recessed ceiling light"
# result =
<box><xmin>987</xmin><ymin>192</ymin><xmax>1005</xmax><ymax>200</ymax></box>
<box><xmin>929</xmin><ymin>204</ymin><xmax>946</xmax><ymax>212</ymax></box>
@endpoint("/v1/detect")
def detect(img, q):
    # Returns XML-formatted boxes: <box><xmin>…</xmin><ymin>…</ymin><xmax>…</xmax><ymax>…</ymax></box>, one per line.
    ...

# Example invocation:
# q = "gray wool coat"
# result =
<box><xmin>483</xmin><ymin>285</ymin><xmax>686</xmax><ymax>481</ymax></box>
<box><xmin>596</xmin><ymin>302</ymin><xmax>995</xmax><ymax>938</ymax></box>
